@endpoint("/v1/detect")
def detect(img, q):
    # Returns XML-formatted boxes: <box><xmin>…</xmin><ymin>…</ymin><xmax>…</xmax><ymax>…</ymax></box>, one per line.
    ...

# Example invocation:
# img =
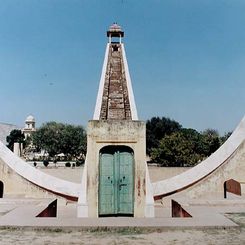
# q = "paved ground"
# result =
<box><xmin>0</xmin><ymin>213</ymin><xmax>244</xmax><ymax>245</ymax></box>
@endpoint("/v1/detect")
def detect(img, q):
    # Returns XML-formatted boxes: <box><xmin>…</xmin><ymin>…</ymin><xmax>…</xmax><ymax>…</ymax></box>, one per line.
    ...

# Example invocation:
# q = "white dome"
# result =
<box><xmin>25</xmin><ymin>115</ymin><xmax>35</xmax><ymax>122</ymax></box>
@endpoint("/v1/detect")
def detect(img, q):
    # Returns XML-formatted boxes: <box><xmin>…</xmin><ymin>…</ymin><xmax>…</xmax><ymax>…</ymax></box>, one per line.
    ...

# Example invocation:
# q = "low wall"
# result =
<box><xmin>148</xmin><ymin>166</ymin><xmax>190</xmax><ymax>182</ymax></box>
<box><xmin>39</xmin><ymin>165</ymin><xmax>190</xmax><ymax>184</ymax></box>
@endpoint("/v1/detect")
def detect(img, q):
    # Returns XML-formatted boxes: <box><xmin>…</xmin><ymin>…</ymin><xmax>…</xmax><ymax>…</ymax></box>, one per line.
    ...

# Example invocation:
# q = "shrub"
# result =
<box><xmin>76</xmin><ymin>159</ymin><xmax>85</xmax><ymax>167</ymax></box>
<box><xmin>53</xmin><ymin>159</ymin><xmax>57</xmax><ymax>167</ymax></box>
<box><xmin>65</xmin><ymin>162</ymin><xmax>71</xmax><ymax>167</ymax></box>
<box><xmin>43</xmin><ymin>160</ymin><xmax>49</xmax><ymax>167</ymax></box>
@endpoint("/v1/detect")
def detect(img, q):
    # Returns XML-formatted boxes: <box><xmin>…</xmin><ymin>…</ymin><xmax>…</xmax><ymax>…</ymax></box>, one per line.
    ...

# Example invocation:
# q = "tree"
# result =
<box><xmin>201</xmin><ymin>129</ymin><xmax>221</xmax><ymax>156</ymax></box>
<box><xmin>32</xmin><ymin>122</ymin><xmax>86</xmax><ymax>159</ymax></box>
<box><xmin>59</xmin><ymin>124</ymin><xmax>87</xmax><ymax>159</ymax></box>
<box><xmin>180</xmin><ymin>128</ymin><xmax>206</xmax><ymax>156</ymax></box>
<box><xmin>147</xmin><ymin>116</ymin><xmax>230</xmax><ymax>166</ymax></box>
<box><xmin>6</xmin><ymin>129</ymin><xmax>25</xmax><ymax>151</ymax></box>
<box><xmin>151</xmin><ymin>131</ymin><xmax>204</xmax><ymax>167</ymax></box>
<box><xmin>146</xmin><ymin>117</ymin><xmax>182</xmax><ymax>155</ymax></box>
<box><xmin>220</xmin><ymin>131</ymin><xmax>232</xmax><ymax>145</ymax></box>
<box><xmin>32</xmin><ymin>122</ymin><xmax>62</xmax><ymax>157</ymax></box>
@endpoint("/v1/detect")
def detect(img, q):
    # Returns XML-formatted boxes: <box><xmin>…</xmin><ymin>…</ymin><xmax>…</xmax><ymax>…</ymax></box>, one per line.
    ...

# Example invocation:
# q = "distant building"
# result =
<box><xmin>22</xmin><ymin>115</ymin><xmax>36</xmax><ymax>139</ymax></box>
<box><xmin>0</xmin><ymin>114</ymin><xmax>36</xmax><ymax>150</ymax></box>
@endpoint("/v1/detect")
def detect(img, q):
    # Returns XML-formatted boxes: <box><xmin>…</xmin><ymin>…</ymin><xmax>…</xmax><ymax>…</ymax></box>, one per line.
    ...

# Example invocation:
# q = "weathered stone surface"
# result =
<box><xmin>100</xmin><ymin>44</ymin><xmax>131</xmax><ymax>120</ymax></box>
<box><xmin>77</xmin><ymin>120</ymin><xmax>155</xmax><ymax>218</ymax></box>
<box><xmin>224</xmin><ymin>179</ymin><xmax>241</xmax><ymax>198</ymax></box>
<box><xmin>0</xmin><ymin>140</ymin><xmax>80</xmax><ymax>200</ymax></box>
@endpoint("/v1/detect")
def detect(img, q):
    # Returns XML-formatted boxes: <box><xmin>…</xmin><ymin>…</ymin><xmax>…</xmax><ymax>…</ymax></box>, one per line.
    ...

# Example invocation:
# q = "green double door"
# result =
<box><xmin>99</xmin><ymin>147</ymin><xmax>134</xmax><ymax>216</ymax></box>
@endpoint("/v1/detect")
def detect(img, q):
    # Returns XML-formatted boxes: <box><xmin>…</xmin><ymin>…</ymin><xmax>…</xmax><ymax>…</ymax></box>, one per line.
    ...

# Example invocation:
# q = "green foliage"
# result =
<box><xmin>43</xmin><ymin>160</ymin><xmax>49</xmax><ymax>167</ymax></box>
<box><xmin>151</xmin><ymin>131</ymin><xmax>204</xmax><ymax>167</ymax></box>
<box><xmin>147</xmin><ymin>116</ymin><xmax>233</xmax><ymax>167</ymax></box>
<box><xmin>32</xmin><ymin>122</ymin><xmax>86</xmax><ymax>159</ymax></box>
<box><xmin>146</xmin><ymin>117</ymin><xmax>182</xmax><ymax>154</ymax></box>
<box><xmin>201</xmin><ymin>129</ymin><xmax>221</xmax><ymax>156</ymax></box>
<box><xmin>220</xmin><ymin>131</ymin><xmax>232</xmax><ymax>145</ymax></box>
<box><xmin>53</xmin><ymin>159</ymin><xmax>57</xmax><ymax>167</ymax></box>
<box><xmin>76</xmin><ymin>159</ymin><xmax>85</xmax><ymax>167</ymax></box>
<box><xmin>6</xmin><ymin>129</ymin><xmax>25</xmax><ymax>151</ymax></box>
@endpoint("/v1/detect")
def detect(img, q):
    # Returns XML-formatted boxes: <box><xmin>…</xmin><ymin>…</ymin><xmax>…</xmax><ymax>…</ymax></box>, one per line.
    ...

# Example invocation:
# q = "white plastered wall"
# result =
<box><xmin>92</xmin><ymin>43</ymin><xmax>138</xmax><ymax>120</ymax></box>
<box><xmin>93</xmin><ymin>43</ymin><xmax>110</xmax><ymax>120</ymax></box>
<box><xmin>121</xmin><ymin>43</ymin><xmax>138</xmax><ymax>120</ymax></box>
<box><xmin>77</xmin><ymin>120</ymin><xmax>154</xmax><ymax>218</ymax></box>
<box><xmin>152</xmin><ymin>115</ymin><xmax>245</xmax><ymax>199</ymax></box>
<box><xmin>0</xmin><ymin>141</ymin><xmax>80</xmax><ymax>199</ymax></box>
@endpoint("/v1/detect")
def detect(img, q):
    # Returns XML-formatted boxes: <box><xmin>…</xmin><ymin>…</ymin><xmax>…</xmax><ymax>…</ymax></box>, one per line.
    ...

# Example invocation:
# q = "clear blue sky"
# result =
<box><xmin>1</xmin><ymin>0</ymin><xmax>245</xmax><ymax>134</ymax></box>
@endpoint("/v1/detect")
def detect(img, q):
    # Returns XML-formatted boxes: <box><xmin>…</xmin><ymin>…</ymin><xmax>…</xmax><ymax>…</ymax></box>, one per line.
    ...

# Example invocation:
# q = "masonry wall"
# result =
<box><xmin>0</xmin><ymin>157</ymin><xmax>61</xmax><ymax>200</ymax></box>
<box><xmin>182</xmin><ymin>140</ymin><xmax>245</xmax><ymax>199</ymax></box>
<box><xmin>160</xmin><ymin>140</ymin><xmax>245</xmax><ymax>202</ymax></box>
<box><xmin>85</xmin><ymin>120</ymin><xmax>147</xmax><ymax>217</ymax></box>
<box><xmin>0</xmin><ymin>141</ymin><xmax>80</xmax><ymax>201</ymax></box>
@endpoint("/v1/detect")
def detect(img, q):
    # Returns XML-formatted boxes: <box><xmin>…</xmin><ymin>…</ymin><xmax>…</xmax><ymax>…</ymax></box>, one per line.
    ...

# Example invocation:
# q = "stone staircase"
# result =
<box><xmin>100</xmin><ymin>43</ymin><xmax>131</xmax><ymax>120</ymax></box>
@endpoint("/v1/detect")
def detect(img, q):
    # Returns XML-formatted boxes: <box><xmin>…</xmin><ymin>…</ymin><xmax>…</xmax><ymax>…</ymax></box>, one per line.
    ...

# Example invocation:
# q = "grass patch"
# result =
<box><xmin>225</xmin><ymin>213</ymin><xmax>245</xmax><ymax>228</ymax></box>
<box><xmin>82</xmin><ymin>226</ymin><xmax>147</xmax><ymax>235</ymax></box>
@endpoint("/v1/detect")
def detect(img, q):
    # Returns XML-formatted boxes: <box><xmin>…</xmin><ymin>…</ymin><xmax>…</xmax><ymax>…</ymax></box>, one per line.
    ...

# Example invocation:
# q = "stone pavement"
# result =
<box><xmin>0</xmin><ymin>195</ymin><xmax>244</xmax><ymax>230</ymax></box>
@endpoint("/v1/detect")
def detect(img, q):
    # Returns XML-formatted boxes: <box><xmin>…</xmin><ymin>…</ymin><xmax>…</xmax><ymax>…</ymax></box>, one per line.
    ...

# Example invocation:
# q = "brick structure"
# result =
<box><xmin>100</xmin><ymin>43</ymin><xmax>131</xmax><ymax>120</ymax></box>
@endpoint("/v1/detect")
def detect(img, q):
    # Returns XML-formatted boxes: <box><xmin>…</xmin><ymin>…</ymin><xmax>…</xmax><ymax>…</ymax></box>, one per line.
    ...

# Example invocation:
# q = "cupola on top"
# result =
<box><xmin>107</xmin><ymin>23</ymin><xmax>124</xmax><ymax>38</ymax></box>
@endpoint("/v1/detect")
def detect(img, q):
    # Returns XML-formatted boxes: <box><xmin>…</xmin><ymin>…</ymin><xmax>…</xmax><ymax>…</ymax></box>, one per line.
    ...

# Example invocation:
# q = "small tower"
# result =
<box><xmin>107</xmin><ymin>23</ymin><xmax>124</xmax><ymax>43</ymax></box>
<box><xmin>23</xmin><ymin>115</ymin><xmax>36</xmax><ymax>138</ymax></box>
<box><xmin>78</xmin><ymin>24</ymin><xmax>154</xmax><ymax>218</ymax></box>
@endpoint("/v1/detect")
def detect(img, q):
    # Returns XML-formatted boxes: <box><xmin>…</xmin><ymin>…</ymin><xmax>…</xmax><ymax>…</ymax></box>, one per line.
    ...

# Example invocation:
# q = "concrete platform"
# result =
<box><xmin>0</xmin><ymin>196</ymin><xmax>244</xmax><ymax>230</ymax></box>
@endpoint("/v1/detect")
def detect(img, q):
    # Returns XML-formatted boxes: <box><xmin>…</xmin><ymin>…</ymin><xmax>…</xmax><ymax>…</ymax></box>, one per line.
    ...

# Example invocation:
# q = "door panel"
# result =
<box><xmin>99</xmin><ymin>153</ymin><xmax>115</xmax><ymax>215</ymax></box>
<box><xmin>118</xmin><ymin>152</ymin><xmax>134</xmax><ymax>214</ymax></box>
<box><xmin>99</xmin><ymin>147</ymin><xmax>134</xmax><ymax>216</ymax></box>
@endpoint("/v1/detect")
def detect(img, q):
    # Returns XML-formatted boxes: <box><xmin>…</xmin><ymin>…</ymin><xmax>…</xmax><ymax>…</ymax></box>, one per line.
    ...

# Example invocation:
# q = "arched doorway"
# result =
<box><xmin>99</xmin><ymin>146</ymin><xmax>134</xmax><ymax>216</ymax></box>
<box><xmin>0</xmin><ymin>181</ymin><xmax>4</xmax><ymax>198</ymax></box>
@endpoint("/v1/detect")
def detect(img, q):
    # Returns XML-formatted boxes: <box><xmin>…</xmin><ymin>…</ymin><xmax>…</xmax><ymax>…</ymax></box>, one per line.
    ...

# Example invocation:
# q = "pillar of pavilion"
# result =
<box><xmin>77</xmin><ymin>23</ymin><xmax>154</xmax><ymax>218</ymax></box>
